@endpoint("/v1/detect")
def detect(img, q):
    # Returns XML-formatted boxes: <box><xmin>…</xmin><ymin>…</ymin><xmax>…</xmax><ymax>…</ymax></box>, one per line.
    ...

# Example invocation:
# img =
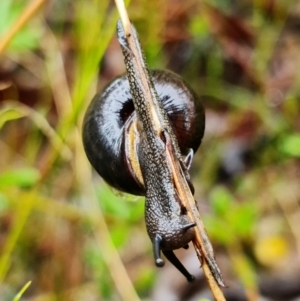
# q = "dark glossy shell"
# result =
<box><xmin>82</xmin><ymin>69</ymin><xmax>205</xmax><ymax>195</ymax></box>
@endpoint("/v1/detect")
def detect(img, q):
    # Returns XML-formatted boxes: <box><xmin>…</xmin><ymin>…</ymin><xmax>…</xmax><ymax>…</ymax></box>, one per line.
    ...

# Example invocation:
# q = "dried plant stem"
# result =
<box><xmin>202</xmin><ymin>260</ymin><xmax>226</xmax><ymax>301</ymax></box>
<box><xmin>114</xmin><ymin>0</ymin><xmax>161</xmax><ymax>129</ymax></box>
<box><xmin>114</xmin><ymin>0</ymin><xmax>226</xmax><ymax>300</ymax></box>
<box><xmin>0</xmin><ymin>0</ymin><xmax>46</xmax><ymax>56</ymax></box>
<box><xmin>114</xmin><ymin>0</ymin><xmax>131</xmax><ymax>33</ymax></box>
<box><xmin>168</xmin><ymin>146</ymin><xmax>226</xmax><ymax>301</ymax></box>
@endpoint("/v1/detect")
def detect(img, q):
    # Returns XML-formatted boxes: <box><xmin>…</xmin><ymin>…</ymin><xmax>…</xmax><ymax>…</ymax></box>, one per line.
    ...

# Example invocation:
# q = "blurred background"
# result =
<box><xmin>0</xmin><ymin>0</ymin><xmax>300</xmax><ymax>300</ymax></box>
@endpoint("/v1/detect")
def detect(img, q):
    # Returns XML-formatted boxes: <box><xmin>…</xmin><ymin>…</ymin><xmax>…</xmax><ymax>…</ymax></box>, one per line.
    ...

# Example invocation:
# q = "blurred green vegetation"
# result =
<box><xmin>0</xmin><ymin>0</ymin><xmax>300</xmax><ymax>301</ymax></box>
<box><xmin>13</xmin><ymin>281</ymin><xmax>31</xmax><ymax>301</ymax></box>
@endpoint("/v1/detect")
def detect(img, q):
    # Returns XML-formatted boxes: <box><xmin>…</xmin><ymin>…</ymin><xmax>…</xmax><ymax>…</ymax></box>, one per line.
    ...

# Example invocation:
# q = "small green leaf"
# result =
<box><xmin>134</xmin><ymin>268</ymin><xmax>156</xmax><ymax>296</ymax></box>
<box><xmin>110</xmin><ymin>224</ymin><xmax>130</xmax><ymax>248</ymax></box>
<box><xmin>0</xmin><ymin>192</ymin><xmax>9</xmax><ymax>212</ymax></box>
<box><xmin>279</xmin><ymin>134</ymin><xmax>300</xmax><ymax>157</ymax></box>
<box><xmin>230</xmin><ymin>203</ymin><xmax>257</xmax><ymax>238</ymax></box>
<box><xmin>190</xmin><ymin>17</ymin><xmax>209</xmax><ymax>38</ymax></box>
<box><xmin>0</xmin><ymin>108</ymin><xmax>26</xmax><ymax>129</ymax></box>
<box><xmin>13</xmin><ymin>281</ymin><xmax>31</xmax><ymax>301</ymax></box>
<box><xmin>128</xmin><ymin>198</ymin><xmax>144</xmax><ymax>223</ymax></box>
<box><xmin>0</xmin><ymin>0</ymin><xmax>12</xmax><ymax>32</ymax></box>
<box><xmin>96</xmin><ymin>185</ymin><xmax>130</xmax><ymax>219</ymax></box>
<box><xmin>210</xmin><ymin>186</ymin><xmax>233</xmax><ymax>216</ymax></box>
<box><xmin>0</xmin><ymin>168</ymin><xmax>40</xmax><ymax>189</ymax></box>
<box><xmin>204</xmin><ymin>216</ymin><xmax>235</xmax><ymax>245</ymax></box>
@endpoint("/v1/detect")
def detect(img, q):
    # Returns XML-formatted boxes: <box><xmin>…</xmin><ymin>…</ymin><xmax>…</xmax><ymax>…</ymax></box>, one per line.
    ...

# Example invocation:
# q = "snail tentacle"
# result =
<box><xmin>153</xmin><ymin>234</ymin><xmax>195</xmax><ymax>282</ymax></box>
<box><xmin>181</xmin><ymin>222</ymin><xmax>196</xmax><ymax>231</ymax></box>
<box><xmin>152</xmin><ymin>222</ymin><xmax>196</xmax><ymax>279</ymax></box>
<box><xmin>162</xmin><ymin>250</ymin><xmax>195</xmax><ymax>282</ymax></box>
<box><xmin>153</xmin><ymin>234</ymin><xmax>164</xmax><ymax>267</ymax></box>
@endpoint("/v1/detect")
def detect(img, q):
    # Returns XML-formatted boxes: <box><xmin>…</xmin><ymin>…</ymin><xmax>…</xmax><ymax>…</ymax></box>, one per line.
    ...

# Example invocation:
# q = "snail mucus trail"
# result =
<box><xmin>82</xmin><ymin>20</ymin><xmax>205</xmax><ymax>282</ymax></box>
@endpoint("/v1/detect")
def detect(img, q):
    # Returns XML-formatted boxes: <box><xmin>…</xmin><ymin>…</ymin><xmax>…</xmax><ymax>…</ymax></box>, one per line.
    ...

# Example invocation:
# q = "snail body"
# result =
<box><xmin>82</xmin><ymin>20</ymin><xmax>205</xmax><ymax>282</ymax></box>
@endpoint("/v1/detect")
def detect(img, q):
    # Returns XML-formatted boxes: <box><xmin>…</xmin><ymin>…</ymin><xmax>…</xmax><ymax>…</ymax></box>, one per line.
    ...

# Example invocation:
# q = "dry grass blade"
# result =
<box><xmin>0</xmin><ymin>0</ymin><xmax>46</xmax><ymax>55</ymax></box>
<box><xmin>114</xmin><ymin>0</ymin><xmax>226</xmax><ymax>300</ymax></box>
<box><xmin>167</xmin><ymin>142</ymin><xmax>226</xmax><ymax>299</ymax></box>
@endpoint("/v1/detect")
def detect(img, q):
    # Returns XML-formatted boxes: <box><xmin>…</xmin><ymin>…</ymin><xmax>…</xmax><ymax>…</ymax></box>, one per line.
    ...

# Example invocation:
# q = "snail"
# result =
<box><xmin>83</xmin><ymin>70</ymin><xmax>204</xmax><ymax>195</ymax></box>
<box><xmin>82</xmin><ymin>20</ymin><xmax>205</xmax><ymax>282</ymax></box>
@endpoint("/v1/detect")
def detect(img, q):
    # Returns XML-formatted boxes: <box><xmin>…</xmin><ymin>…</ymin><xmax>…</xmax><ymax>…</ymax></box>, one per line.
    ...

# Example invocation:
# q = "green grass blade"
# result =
<box><xmin>13</xmin><ymin>281</ymin><xmax>32</xmax><ymax>301</ymax></box>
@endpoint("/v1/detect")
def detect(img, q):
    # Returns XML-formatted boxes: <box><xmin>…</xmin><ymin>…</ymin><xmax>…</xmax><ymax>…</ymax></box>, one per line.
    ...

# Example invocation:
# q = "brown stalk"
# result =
<box><xmin>167</xmin><ymin>141</ymin><xmax>226</xmax><ymax>300</ymax></box>
<box><xmin>114</xmin><ymin>0</ymin><xmax>226</xmax><ymax>300</ymax></box>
